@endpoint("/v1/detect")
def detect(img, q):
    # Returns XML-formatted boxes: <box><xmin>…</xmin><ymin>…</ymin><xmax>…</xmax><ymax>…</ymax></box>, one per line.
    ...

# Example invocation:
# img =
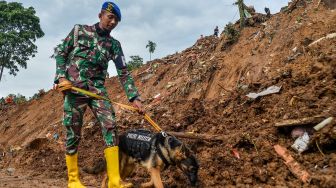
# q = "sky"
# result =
<box><xmin>0</xmin><ymin>0</ymin><xmax>291</xmax><ymax>98</ymax></box>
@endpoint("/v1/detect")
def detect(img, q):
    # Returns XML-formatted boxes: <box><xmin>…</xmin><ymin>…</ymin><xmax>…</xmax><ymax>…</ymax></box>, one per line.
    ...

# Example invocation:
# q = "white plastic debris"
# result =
<box><xmin>153</xmin><ymin>93</ymin><xmax>161</xmax><ymax>99</ymax></box>
<box><xmin>291</xmin><ymin>132</ymin><xmax>310</xmax><ymax>153</ymax></box>
<box><xmin>313</xmin><ymin>117</ymin><xmax>334</xmax><ymax>131</ymax></box>
<box><xmin>292</xmin><ymin>47</ymin><xmax>298</xmax><ymax>53</ymax></box>
<box><xmin>246</xmin><ymin>85</ymin><xmax>281</xmax><ymax>99</ymax></box>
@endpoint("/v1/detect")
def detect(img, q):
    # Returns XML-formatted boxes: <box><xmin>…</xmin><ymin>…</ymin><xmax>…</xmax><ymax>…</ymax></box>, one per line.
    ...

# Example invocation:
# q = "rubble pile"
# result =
<box><xmin>0</xmin><ymin>0</ymin><xmax>335</xmax><ymax>187</ymax></box>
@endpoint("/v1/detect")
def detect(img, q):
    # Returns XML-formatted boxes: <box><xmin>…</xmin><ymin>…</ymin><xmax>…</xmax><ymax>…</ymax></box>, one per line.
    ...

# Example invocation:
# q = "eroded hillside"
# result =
<box><xmin>1</xmin><ymin>1</ymin><xmax>336</xmax><ymax>187</ymax></box>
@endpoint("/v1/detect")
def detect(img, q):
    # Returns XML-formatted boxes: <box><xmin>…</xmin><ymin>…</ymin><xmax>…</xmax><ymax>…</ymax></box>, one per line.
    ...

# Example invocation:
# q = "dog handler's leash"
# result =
<box><xmin>71</xmin><ymin>86</ymin><xmax>165</xmax><ymax>134</ymax></box>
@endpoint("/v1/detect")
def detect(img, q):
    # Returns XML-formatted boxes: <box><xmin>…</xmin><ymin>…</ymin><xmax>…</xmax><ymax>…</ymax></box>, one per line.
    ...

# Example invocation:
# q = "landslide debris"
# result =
<box><xmin>1</xmin><ymin>1</ymin><xmax>335</xmax><ymax>187</ymax></box>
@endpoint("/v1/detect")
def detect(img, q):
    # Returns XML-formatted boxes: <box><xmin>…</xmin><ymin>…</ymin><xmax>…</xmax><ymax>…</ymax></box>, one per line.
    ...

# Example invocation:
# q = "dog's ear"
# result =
<box><xmin>168</xmin><ymin>136</ymin><xmax>182</xmax><ymax>149</ymax></box>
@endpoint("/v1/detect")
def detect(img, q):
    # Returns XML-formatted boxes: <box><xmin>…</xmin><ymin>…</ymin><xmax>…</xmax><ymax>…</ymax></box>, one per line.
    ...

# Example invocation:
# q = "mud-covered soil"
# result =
<box><xmin>1</xmin><ymin>1</ymin><xmax>336</xmax><ymax>187</ymax></box>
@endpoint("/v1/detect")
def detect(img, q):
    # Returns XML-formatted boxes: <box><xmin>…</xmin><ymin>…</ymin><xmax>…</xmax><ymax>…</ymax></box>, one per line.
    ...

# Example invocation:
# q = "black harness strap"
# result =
<box><xmin>156</xmin><ymin>142</ymin><xmax>171</xmax><ymax>170</ymax></box>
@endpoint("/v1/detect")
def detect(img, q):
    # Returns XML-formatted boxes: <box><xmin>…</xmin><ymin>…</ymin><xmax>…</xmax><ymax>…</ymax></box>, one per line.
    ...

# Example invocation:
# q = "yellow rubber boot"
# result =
<box><xmin>104</xmin><ymin>146</ymin><xmax>133</xmax><ymax>188</ymax></box>
<box><xmin>65</xmin><ymin>153</ymin><xmax>86</xmax><ymax>188</ymax></box>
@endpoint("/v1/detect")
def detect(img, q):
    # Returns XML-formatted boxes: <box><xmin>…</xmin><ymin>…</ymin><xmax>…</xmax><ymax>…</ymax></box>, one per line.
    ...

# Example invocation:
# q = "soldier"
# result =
<box><xmin>53</xmin><ymin>2</ymin><xmax>143</xmax><ymax>188</ymax></box>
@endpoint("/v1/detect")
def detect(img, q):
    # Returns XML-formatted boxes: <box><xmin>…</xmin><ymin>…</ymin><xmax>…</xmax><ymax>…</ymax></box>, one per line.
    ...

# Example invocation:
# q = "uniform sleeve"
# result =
<box><xmin>112</xmin><ymin>41</ymin><xmax>140</xmax><ymax>102</ymax></box>
<box><xmin>53</xmin><ymin>26</ymin><xmax>75</xmax><ymax>84</ymax></box>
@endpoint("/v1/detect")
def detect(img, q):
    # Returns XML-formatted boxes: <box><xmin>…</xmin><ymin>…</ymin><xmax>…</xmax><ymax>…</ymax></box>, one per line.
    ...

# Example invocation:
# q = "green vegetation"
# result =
<box><xmin>0</xmin><ymin>1</ymin><xmax>44</xmax><ymax>82</ymax></box>
<box><xmin>223</xmin><ymin>22</ymin><xmax>240</xmax><ymax>44</ymax></box>
<box><xmin>30</xmin><ymin>89</ymin><xmax>45</xmax><ymax>100</ymax></box>
<box><xmin>15</xmin><ymin>93</ymin><xmax>27</xmax><ymax>104</ymax></box>
<box><xmin>146</xmin><ymin>40</ymin><xmax>156</xmax><ymax>61</ymax></box>
<box><xmin>127</xmin><ymin>55</ymin><xmax>143</xmax><ymax>71</ymax></box>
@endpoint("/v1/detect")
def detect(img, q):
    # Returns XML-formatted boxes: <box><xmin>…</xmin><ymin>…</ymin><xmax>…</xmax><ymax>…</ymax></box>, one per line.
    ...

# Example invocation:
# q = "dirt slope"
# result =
<box><xmin>1</xmin><ymin>1</ymin><xmax>336</xmax><ymax>187</ymax></box>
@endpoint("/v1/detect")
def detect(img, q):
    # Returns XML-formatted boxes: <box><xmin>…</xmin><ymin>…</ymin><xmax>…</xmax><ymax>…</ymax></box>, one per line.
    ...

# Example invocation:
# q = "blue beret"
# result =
<box><xmin>102</xmin><ymin>2</ymin><xmax>121</xmax><ymax>21</ymax></box>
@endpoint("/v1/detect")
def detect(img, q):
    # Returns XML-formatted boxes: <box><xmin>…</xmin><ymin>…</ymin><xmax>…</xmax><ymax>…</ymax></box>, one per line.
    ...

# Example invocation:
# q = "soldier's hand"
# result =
<box><xmin>56</xmin><ymin>78</ymin><xmax>73</xmax><ymax>92</ymax></box>
<box><xmin>132</xmin><ymin>99</ymin><xmax>145</xmax><ymax>114</ymax></box>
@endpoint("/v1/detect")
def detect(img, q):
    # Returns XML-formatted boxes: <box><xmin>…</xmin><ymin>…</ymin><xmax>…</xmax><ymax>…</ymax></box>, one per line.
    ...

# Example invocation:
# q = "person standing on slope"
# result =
<box><xmin>53</xmin><ymin>2</ymin><xmax>143</xmax><ymax>188</ymax></box>
<box><xmin>214</xmin><ymin>26</ymin><xmax>219</xmax><ymax>37</ymax></box>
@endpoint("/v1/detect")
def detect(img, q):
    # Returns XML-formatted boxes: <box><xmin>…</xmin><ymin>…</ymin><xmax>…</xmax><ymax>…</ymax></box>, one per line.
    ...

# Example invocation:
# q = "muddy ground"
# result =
<box><xmin>1</xmin><ymin>1</ymin><xmax>336</xmax><ymax>187</ymax></box>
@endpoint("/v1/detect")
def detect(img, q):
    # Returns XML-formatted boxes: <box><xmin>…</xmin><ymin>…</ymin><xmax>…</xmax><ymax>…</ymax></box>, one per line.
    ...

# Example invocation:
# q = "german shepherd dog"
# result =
<box><xmin>84</xmin><ymin>129</ymin><xmax>199</xmax><ymax>188</ymax></box>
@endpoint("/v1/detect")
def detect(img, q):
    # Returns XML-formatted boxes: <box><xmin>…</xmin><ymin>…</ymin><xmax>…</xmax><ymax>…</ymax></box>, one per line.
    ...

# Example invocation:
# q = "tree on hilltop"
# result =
<box><xmin>0</xmin><ymin>1</ymin><xmax>44</xmax><ymax>82</ymax></box>
<box><xmin>146</xmin><ymin>40</ymin><xmax>156</xmax><ymax>61</ymax></box>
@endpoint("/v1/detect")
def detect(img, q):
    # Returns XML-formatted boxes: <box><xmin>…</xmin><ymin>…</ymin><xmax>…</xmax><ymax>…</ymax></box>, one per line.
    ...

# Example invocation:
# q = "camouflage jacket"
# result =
<box><xmin>54</xmin><ymin>23</ymin><xmax>139</xmax><ymax>101</ymax></box>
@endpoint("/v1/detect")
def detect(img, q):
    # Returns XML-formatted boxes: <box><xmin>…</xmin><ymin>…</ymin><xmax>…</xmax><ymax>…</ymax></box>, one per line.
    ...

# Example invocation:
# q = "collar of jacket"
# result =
<box><xmin>94</xmin><ymin>23</ymin><xmax>111</xmax><ymax>37</ymax></box>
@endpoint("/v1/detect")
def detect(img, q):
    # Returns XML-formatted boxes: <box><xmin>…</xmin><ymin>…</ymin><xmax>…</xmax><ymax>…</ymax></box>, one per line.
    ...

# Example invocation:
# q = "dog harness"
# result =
<box><xmin>120</xmin><ymin>129</ymin><xmax>154</xmax><ymax>161</ymax></box>
<box><xmin>154</xmin><ymin>136</ymin><xmax>174</xmax><ymax>170</ymax></box>
<box><xmin>119</xmin><ymin>130</ymin><xmax>173</xmax><ymax>169</ymax></box>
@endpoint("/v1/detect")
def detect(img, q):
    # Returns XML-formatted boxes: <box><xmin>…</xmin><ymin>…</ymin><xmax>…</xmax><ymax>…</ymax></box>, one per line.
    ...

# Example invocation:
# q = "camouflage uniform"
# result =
<box><xmin>54</xmin><ymin>23</ymin><xmax>139</xmax><ymax>154</ymax></box>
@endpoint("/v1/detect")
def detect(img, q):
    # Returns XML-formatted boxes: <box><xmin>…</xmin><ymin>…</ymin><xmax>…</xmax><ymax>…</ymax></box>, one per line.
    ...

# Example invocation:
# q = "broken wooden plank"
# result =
<box><xmin>274</xmin><ymin>144</ymin><xmax>311</xmax><ymax>183</ymax></box>
<box><xmin>168</xmin><ymin>131</ymin><xmax>227</xmax><ymax>141</ymax></box>
<box><xmin>275</xmin><ymin>116</ymin><xmax>325</xmax><ymax>127</ymax></box>
<box><xmin>308</xmin><ymin>33</ymin><xmax>336</xmax><ymax>47</ymax></box>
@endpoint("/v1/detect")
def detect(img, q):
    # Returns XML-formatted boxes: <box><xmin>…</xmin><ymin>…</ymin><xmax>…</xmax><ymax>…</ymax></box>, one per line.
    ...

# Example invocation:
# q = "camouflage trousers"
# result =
<box><xmin>63</xmin><ymin>92</ymin><xmax>117</xmax><ymax>155</ymax></box>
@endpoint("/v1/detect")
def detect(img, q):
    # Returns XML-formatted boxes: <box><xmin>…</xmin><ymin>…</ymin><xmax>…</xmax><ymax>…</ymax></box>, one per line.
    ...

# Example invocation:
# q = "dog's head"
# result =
<box><xmin>163</xmin><ymin>134</ymin><xmax>199</xmax><ymax>186</ymax></box>
<box><xmin>177</xmin><ymin>148</ymin><xmax>199</xmax><ymax>186</ymax></box>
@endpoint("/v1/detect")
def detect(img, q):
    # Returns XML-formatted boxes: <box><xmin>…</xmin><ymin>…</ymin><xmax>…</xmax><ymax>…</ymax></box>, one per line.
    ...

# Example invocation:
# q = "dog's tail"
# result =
<box><xmin>83</xmin><ymin>158</ymin><xmax>106</xmax><ymax>174</ymax></box>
